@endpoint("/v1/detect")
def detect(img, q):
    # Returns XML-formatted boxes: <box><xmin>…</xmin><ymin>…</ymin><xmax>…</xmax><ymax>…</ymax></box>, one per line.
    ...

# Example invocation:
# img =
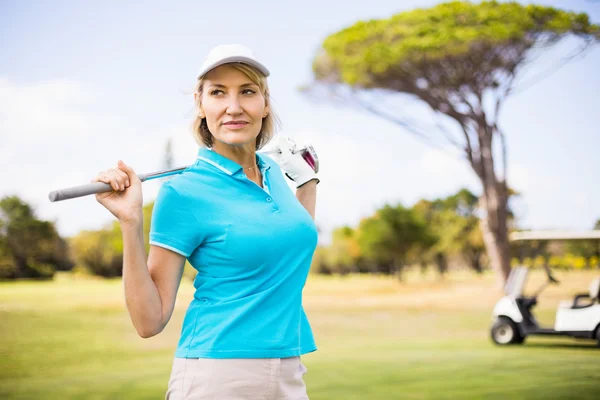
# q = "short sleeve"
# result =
<box><xmin>149</xmin><ymin>182</ymin><xmax>202</xmax><ymax>257</ymax></box>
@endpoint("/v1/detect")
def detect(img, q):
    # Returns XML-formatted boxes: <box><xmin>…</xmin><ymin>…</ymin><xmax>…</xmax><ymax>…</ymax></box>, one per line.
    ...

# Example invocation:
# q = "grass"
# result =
<box><xmin>1</xmin><ymin>269</ymin><xmax>599</xmax><ymax>399</ymax></box>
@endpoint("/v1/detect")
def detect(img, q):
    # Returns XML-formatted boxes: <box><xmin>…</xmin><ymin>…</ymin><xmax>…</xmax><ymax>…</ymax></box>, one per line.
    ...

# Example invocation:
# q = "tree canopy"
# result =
<box><xmin>314</xmin><ymin>1</ymin><xmax>598</xmax><ymax>92</ymax></box>
<box><xmin>311</xmin><ymin>1</ymin><xmax>599</xmax><ymax>283</ymax></box>
<box><xmin>0</xmin><ymin>196</ymin><xmax>72</xmax><ymax>278</ymax></box>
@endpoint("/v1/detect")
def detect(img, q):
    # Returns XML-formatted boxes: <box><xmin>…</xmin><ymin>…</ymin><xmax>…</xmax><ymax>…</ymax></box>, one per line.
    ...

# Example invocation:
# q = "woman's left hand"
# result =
<box><xmin>272</xmin><ymin>136</ymin><xmax>319</xmax><ymax>188</ymax></box>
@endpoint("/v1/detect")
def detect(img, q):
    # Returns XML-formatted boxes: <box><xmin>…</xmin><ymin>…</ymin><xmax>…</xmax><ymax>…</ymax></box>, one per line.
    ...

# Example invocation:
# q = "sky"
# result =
<box><xmin>1</xmin><ymin>0</ymin><xmax>599</xmax><ymax>244</ymax></box>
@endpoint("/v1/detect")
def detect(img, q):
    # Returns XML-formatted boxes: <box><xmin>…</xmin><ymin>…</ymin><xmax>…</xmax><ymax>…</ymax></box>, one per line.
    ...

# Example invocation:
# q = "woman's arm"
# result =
<box><xmin>121</xmin><ymin>219</ymin><xmax>186</xmax><ymax>338</ymax></box>
<box><xmin>93</xmin><ymin>160</ymin><xmax>186</xmax><ymax>338</ymax></box>
<box><xmin>296</xmin><ymin>180</ymin><xmax>317</xmax><ymax>220</ymax></box>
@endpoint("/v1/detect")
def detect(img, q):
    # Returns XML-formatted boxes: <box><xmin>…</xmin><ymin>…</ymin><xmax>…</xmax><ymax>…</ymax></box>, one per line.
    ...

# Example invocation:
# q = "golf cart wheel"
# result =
<box><xmin>595</xmin><ymin>325</ymin><xmax>600</xmax><ymax>347</ymax></box>
<box><xmin>491</xmin><ymin>317</ymin><xmax>522</xmax><ymax>345</ymax></box>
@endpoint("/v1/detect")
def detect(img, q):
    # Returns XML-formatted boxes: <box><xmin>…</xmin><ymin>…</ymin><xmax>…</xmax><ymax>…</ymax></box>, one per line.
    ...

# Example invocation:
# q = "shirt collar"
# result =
<box><xmin>197</xmin><ymin>147</ymin><xmax>271</xmax><ymax>176</ymax></box>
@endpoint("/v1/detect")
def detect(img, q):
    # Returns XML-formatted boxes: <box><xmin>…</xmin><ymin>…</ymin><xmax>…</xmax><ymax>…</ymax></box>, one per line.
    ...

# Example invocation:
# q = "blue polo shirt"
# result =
<box><xmin>149</xmin><ymin>147</ymin><xmax>318</xmax><ymax>359</ymax></box>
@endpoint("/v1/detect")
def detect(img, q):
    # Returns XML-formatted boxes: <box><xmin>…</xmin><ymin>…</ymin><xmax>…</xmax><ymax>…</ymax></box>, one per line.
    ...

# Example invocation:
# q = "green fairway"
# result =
<box><xmin>1</xmin><ymin>270</ymin><xmax>599</xmax><ymax>399</ymax></box>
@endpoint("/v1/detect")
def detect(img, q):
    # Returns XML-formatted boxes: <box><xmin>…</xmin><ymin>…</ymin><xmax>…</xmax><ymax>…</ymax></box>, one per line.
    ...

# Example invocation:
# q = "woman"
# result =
<box><xmin>93</xmin><ymin>44</ymin><xmax>320</xmax><ymax>399</ymax></box>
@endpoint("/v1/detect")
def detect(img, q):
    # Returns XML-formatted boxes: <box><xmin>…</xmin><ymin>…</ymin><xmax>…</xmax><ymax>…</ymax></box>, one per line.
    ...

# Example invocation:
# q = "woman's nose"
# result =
<box><xmin>226</xmin><ymin>97</ymin><xmax>243</xmax><ymax>115</ymax></box>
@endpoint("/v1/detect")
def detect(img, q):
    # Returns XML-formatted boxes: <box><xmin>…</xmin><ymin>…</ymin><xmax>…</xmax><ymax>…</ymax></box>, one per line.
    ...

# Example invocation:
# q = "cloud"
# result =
<box><xmin>419</xmin><ymin>147</ymin><xmax>477</xmax><ymax>190</ymax></box>
<box><xmin>507</xmin><ymin>163</ymin><xmax>596</xmax><ymax>230</ymax></box>
<box><xmin>0</xmin><ymin>77</ymin><xmax>90</xmax><ymax>143</ymax></box>
<box><xmin>0</xmin><ymin>77</ymin><xmax>191</xmax><ymax>237</ymax></box>
<box><xmin>509</xmin><ymin>164</ymin><xmax>555</xmax><ymax>194</ymax></box>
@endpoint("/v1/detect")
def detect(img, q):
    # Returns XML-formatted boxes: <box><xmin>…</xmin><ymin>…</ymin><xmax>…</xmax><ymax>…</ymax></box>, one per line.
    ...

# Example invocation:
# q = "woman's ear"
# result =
<box><xmin>194</xmin><ymin>93</ymin><xmax>205</xmax><ymax>118</ymax></box>
<box><xmin>263</xmin><ymin>105</ymin><xmax>270</xmax><ymax>118</ymax></box>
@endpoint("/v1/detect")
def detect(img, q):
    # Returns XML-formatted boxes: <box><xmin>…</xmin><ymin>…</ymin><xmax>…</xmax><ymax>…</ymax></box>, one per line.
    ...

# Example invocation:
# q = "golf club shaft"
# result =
<box><xmin>48</xmin><ymin>149</ymin><xmax>283</xmax><ymax>203</ymax></box>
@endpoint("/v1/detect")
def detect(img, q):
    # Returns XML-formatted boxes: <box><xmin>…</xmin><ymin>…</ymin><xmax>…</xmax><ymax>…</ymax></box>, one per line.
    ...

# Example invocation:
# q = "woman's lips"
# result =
<box><xmin>223</xmin><ymin>121</ymin><xmax>248</xmax><ymax>130</ymax></box>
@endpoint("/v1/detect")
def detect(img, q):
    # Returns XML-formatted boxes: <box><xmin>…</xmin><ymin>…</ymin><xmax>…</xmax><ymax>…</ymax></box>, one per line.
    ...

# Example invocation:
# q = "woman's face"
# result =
<box><xmin>198</xmin><ymin>65</ymin><xmax>269</xmax><ymax>149</ymax></box>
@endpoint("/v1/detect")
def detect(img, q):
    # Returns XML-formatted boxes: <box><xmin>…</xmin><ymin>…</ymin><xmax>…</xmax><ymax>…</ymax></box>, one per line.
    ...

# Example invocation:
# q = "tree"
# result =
<box><xmin>438</xmin><ymin>189</ymin><xmax>486</xmax><ymax>273</ymax></box>
<box><xmin>413</xmin><ymin>189</ymin><xmax>486</xmax><ymax>275</ymax></box>
<box><xmin>357</xmin><ymin>203</ymin><xmax>433</xmax><ymax>279</ymax></box>
<box><xmin>309</xmin><ymin>1</ymin><xmax>599</xmax><ymax>284</ymax></box>
<box><xmin>162</xmin><ymin>138</ymin><xmax>175</xmax><ymax>182</ymax></box>
<box><xmin>0</xmin><ymin>196</ymin><xmax>73</xmax><ymax>279</ymax></box>
<box><xmin>70</xmin><ymin>228</ymin><xmax>123</xmax><ymax>277</ymax></box>
<box><xmin>164</xmin><ymin>138</ymin><xmax>174</xmax><ymax>169</ymax></box>
<box><xmin>324</xmin><ymin>226</ymin><xmax>361</xmax><ymax>274</ymax></box>
<box><xmin>70</xmin><ymin>201</ymin><xmax>156</xmax><ymax>277</ymax></box>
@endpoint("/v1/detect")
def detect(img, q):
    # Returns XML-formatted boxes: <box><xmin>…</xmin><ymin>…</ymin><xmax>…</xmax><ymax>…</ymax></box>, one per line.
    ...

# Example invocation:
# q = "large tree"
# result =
<box><xmin>310</xmin><ymin>1</ymin><xmax>599</xmax><ymax>283</ymax></box>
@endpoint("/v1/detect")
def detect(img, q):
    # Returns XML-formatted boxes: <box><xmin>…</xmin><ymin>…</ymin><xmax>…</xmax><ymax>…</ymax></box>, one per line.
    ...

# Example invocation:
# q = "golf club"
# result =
<box><xmin>48</xmin><ymin>146</ymin><xmax>318</xmax><ymax>202</ymax></box>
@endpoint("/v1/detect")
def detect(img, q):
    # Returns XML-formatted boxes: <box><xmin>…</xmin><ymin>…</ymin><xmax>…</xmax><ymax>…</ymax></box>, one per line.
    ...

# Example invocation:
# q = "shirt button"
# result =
<box><xmin>266</xmin><ymin>197</ymin><xmax>272</xmax><ymax>202</ymax></box>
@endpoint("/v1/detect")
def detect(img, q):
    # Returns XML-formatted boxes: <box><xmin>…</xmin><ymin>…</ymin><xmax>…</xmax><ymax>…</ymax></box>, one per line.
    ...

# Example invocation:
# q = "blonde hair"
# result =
<box><xmin>192</xmin><ymin>63</ymin><xmax>280</xmax><ymax>150</ymax></box>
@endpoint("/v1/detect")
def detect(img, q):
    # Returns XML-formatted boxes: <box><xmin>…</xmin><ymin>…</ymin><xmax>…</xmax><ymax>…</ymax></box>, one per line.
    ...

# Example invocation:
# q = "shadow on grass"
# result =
<box><xmin>524</xmin><ymin>342</ymin><xmax>599</xmax><ymax>350</ymax></box>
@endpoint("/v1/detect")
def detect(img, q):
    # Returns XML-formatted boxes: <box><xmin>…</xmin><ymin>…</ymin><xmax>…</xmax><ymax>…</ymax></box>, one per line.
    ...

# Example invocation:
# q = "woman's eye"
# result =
<box><xmin>242</xmin><ymin>89</ymin><xmax>256</xmax><ymax>95</ymax></box>
<box><xmin>210</xmin><ymin>89</ymin><xmax>224</xmax><ymax>96</ymax></box>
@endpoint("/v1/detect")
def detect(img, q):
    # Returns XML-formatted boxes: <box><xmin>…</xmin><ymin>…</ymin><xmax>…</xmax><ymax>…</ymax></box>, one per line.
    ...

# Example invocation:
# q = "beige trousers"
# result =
<box><xmin>165</xmin><ymin>356</ymin><xmax>309</xmax><ymax>400</ymax></box>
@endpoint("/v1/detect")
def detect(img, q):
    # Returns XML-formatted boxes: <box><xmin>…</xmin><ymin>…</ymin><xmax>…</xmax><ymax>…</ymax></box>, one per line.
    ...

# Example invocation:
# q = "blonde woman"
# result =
<box><xmin>93</xmin><ymin>44</ymin><xmax>320</xmax><ymax>399</ymax></box>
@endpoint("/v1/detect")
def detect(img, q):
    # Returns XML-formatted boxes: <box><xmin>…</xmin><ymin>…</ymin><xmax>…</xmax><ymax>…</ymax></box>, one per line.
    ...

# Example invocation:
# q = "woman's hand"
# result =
<box><xmin>272</xmin><ymin>136</ymin><xmax>319</xmax><ymax>188</ymax></box>
<box><xmin>93</xmin><ymin>160</ymin><xmax>143</xmax><ymax>224</ymax></box>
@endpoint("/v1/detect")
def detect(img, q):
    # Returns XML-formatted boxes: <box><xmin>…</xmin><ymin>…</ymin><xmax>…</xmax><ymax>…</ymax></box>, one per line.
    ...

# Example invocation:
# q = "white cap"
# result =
<box><xmin>197</xmin><ymin>44</ymin><xmax>270</xmax><ymax>79</ymax></box>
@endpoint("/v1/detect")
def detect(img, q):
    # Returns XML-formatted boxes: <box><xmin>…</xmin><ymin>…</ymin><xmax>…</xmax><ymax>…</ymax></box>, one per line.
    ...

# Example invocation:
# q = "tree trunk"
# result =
<box><xmin>434</xmin><ymin>252</ymin><xmax>447</xmax><ymax>277</ymax></box>
<box><xmin>474</xmin><ymin>124</ymin><xmax>512</xmax><ymax>286</ymax></box>
<box><xmin>480</xmin><ymin>205</ymin><xmax>511</xmax><ymax>284</ymax></box>
<box><xmin>420</xmin><ymin>260</ymin><xmax>428</xmax><ymax>276</ymax></box>
<box><xmin>393</xmin><ymin>256</ymin><xmax>404</xmax><ymax>281</ymax></box>
<box><xmin>478</xmin><ymin>159</ymin><xmax>511</xmax><ymax>284</ymax></box>
<box><xmin>463</xmin><ymin>247</ymin><xmax>484</xmax><ymax>274</ymax></box>
<box><xmin>468</xmin><ymin>250</ymin><xmax>484</xmax><ymax>274</ymax></box>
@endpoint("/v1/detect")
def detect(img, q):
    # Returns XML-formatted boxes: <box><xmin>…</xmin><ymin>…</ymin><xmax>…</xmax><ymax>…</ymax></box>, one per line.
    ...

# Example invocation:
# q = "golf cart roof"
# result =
<box><xmin>505</xmin><ymin>231</ymin><xmax>598</xmax><ymax>297</ymax></box>
<box><xmin>510</xmin><ymin>230</ymin><xmax>600</xmax><ymax>241</ymax></box>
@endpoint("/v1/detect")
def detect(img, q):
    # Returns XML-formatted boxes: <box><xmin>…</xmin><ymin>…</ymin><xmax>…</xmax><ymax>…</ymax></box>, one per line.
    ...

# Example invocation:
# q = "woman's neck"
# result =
<box><xmin>212</xmin><ymin>141</ymin><xmax>257</xmax><ymax>170</ymax></box>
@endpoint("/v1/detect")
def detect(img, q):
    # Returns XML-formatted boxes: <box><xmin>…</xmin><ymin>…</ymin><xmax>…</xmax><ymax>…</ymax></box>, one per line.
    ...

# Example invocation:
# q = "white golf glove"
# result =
<box><xmin>271</xmin><ymin>136</ymin><xmax>319</xmax><ymax>188</ymax></box>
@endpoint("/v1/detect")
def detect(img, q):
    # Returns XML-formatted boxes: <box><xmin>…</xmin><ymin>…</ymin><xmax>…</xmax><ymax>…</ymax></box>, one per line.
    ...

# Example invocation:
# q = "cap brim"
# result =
<box><xmin>197</xmin><ymin>56</ymin><xmax>270</xmax><ymax>79</ymax></box>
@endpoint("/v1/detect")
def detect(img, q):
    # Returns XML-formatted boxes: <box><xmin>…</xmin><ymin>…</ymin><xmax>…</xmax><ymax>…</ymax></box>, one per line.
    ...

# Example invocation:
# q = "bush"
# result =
<box><xmin>25</xmin><ymin>257</ymin><xmax>55</xmax><ymax>279</ymax></box>
<box><xmin>0</xmin><ymin>256</ymin><xmax>16</xmax><ymax>279</ymax></box>
<box><xmin>70</xmin><ymin>229</ymin><xmax>123</xmax><ymax>278</ymax></box>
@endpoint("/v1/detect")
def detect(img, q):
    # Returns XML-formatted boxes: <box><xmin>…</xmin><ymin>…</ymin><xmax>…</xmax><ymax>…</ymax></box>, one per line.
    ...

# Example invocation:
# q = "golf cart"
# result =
<box><xmin>490</xmin><ymin>265</ymin><xmax>600</xmax><ymax>345</ymax></box>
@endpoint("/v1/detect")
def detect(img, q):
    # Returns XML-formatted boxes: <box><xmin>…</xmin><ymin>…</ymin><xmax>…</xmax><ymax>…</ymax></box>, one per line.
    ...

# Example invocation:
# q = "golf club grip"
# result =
<box><xmin>48</xmin><ymin>181</ymin><xmax>113</xmax><ymax>202</ymax></box>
